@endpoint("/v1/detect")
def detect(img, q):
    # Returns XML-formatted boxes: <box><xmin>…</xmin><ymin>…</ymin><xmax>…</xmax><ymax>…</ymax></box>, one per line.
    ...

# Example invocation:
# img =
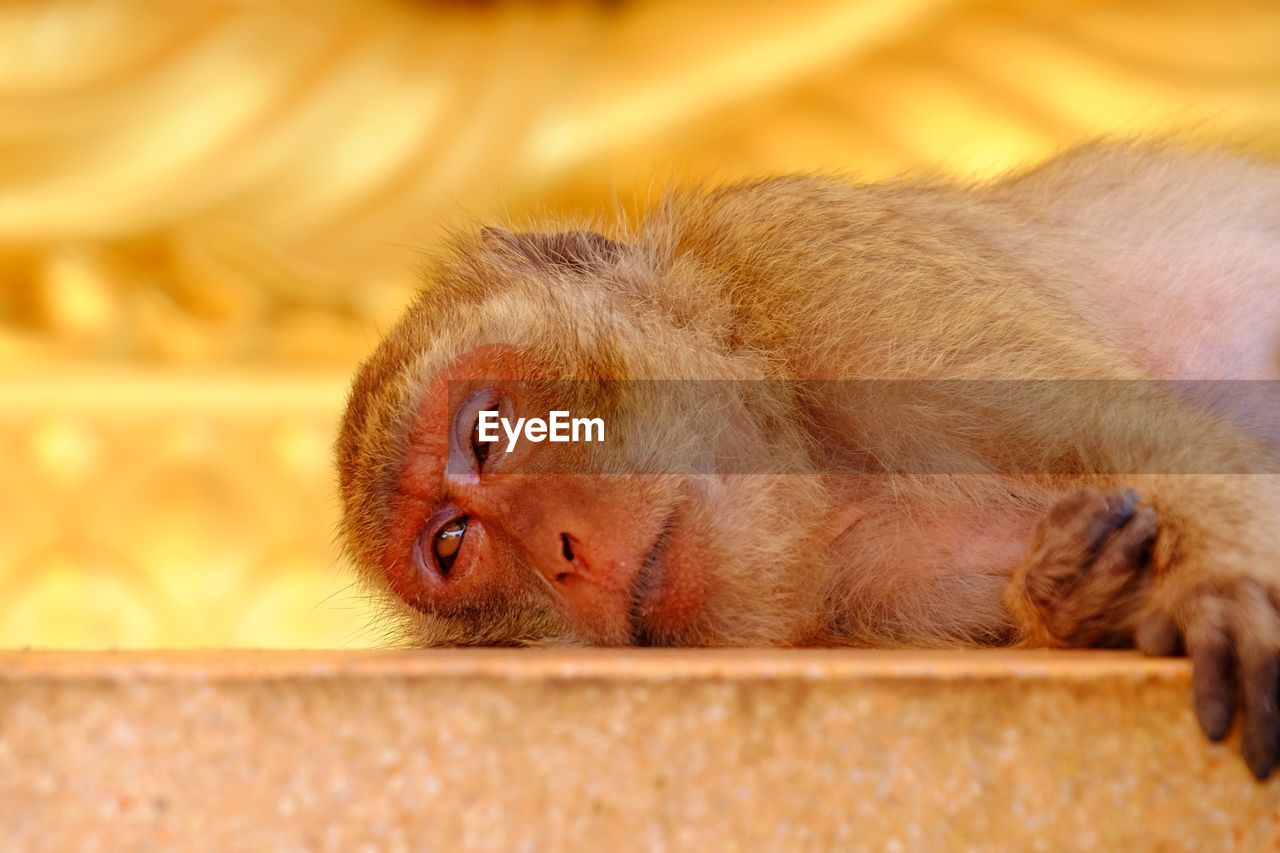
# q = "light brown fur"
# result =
<box><xmin>338</xmin><ymin>142</ymin><xmax>1280</xmax><ymax>777</ymax></box>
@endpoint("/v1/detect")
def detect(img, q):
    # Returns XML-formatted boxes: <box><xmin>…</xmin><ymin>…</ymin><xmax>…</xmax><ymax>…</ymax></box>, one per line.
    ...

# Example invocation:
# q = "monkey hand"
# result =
<box><xmin>1008</xmin><ymin>487</ymin><xmax>1159</xmax><ymax>650</ymax></box>
<box><xmin>1135</xmin><ymin>552</ymin><xmax>1280</xmax><ymax>781</ymax></box>
<box><xmin>1011</xmin><ymin>484</ymin><xmax>1280</xmax><ymax>780</ymax></box>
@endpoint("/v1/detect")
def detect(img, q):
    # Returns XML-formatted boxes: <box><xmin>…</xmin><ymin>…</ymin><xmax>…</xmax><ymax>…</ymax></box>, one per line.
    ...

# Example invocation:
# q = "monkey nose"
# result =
<box><xmin>551</xmin><ymin>532</ymin><xmax>578</xmax><ymax>584</ymax></box>
<box><xmin>534</xmin><ymin>531</ymin><xmax>635</xmax><ymax>644</ymax></box>
<box><xmin>533</xmin><ymin>530</ymin><xmax>599</xmax><ymax>590</ymax></box>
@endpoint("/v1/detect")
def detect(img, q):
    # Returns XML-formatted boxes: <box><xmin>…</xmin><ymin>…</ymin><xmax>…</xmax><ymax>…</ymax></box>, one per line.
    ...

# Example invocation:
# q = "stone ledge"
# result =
<box><xmin>0</xmin><ymin>649</ymin><xmax>1275</xmax><ymax>850</ymax></box>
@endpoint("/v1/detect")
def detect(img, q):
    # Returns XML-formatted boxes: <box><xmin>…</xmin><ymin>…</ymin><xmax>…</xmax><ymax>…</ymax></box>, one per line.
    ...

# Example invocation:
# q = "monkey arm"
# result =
<box><xmin>668</xmin><ymin>177</ymin><xmax>1280</xmax><ymax>777</ymax></box>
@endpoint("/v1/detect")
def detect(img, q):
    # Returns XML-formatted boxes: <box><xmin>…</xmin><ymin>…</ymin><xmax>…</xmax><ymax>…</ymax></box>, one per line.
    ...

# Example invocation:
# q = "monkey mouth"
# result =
<box><xmin>627</xmin><ymin>511</ymin><xmax>679</xmax><ymax>646</ymax></box>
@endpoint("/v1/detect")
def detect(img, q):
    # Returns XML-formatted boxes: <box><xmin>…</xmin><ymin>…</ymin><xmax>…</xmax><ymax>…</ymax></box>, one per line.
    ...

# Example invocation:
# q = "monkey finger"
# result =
<box><xmin>1192</xmin><ymin>635</ymin><xmax>1236</xmax><ymax>743</ymax></box>
<box><xmin>1236</xmin><ymin>582</ymin><xmax>1280</xmax><ymax>780</ymax></box>
<box><xmin>1080</xmin><ymin>488</ymin><xmax>1141</xmax><ymax>556</ymax></box>
<box><xmin>1240</xmin><ymin>649</ymin><xmax>1280</xmax><ymax>780</ymax></box>
<box><xmin>1186</xmin><ymin>597</ymin><xmax>1236</xmax><ymax>742</ymax></box>
<box><xmin>1110</xmin><ymin>505</ymin><xmax>1158</xmax><ymax>564</ymax></box>
<box><xmin>1088</xmin><ymin>505</ymin><xmax>1157</xmax><ymax>590</ymax></box>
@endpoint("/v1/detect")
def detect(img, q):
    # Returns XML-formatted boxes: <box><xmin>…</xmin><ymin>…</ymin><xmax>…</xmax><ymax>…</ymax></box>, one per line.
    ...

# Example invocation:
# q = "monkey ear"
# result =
<box><xmin>481</xmin><ymin>227</ymin><xmax>625</xmax><ymax>272</ymax></box>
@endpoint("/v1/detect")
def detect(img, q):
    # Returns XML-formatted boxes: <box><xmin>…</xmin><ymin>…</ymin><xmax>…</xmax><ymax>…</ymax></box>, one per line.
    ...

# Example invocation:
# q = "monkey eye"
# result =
<box><xmin>453</xmin><ymin>389</ymin><xmax>510</xmax><ymax>474</ymax></box>
<box><xmin>431</xmin><ymin>517</ymin><xmax>468</xmax><ymax>576</ymax></box>
<box><xmin>469</xmin><ymin>416</ymin><xmax>491</xmax><ymax>470</ymax></box>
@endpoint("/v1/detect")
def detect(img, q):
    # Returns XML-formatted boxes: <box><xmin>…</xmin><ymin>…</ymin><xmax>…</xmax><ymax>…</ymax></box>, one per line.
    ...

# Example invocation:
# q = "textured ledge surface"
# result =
<box><xmin>1</xmin><ymin>649</ymin><xmax>1276</xmax><ymax>850</ymax></box>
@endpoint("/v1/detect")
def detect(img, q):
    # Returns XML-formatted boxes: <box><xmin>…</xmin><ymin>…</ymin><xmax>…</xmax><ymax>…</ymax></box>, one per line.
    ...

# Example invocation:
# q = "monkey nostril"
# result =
<box><xmin>561</xmin><ymin>533</ymin><xmax>575</xmax><ymax>562</ymax></box>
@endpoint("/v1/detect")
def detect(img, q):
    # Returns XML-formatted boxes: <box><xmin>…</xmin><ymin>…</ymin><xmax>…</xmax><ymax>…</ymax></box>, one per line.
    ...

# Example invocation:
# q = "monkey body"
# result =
<box><xmin>339</xmin><ymin>143</ymin><xmax>1280</xmax><ymax>776</ymax></box>
<box><xmin>638</xmin><ymin>145</ymin><xmax>1280</xmax><ymax>646</ymax></box>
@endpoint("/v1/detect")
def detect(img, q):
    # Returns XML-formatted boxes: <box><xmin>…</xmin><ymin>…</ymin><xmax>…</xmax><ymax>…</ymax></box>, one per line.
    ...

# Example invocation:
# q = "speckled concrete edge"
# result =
<box><xmin>0</xmin><ymin>648</ymin><xmax>1191</xmax><ymax>683</ymax></box>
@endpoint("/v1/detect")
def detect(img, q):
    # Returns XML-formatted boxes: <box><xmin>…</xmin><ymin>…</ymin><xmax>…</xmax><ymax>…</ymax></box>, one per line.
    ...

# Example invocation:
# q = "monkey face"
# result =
<box><xmin>380</xmin><ymin>350</ymin><xmax>686</xmax><ymax>645</ymax></box>
<box><xmin>337</xmin><ymin>229</ymin><xmax>831</xmax><ymax>647</ymax></box>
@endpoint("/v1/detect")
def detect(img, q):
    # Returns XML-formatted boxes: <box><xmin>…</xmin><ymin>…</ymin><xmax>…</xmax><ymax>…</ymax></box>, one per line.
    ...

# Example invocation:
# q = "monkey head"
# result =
<box><xmin>336</xmin><ymin>226</ymin><xmax>831</xmax><ymax>648</ymax></box>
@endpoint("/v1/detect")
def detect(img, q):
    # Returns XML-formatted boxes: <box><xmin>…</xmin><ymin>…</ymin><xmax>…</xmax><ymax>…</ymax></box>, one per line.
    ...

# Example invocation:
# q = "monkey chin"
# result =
<box><xmin>621</xmin><ymin>475</ymin><xmax>831</xmax><ymax>649</ymax></box>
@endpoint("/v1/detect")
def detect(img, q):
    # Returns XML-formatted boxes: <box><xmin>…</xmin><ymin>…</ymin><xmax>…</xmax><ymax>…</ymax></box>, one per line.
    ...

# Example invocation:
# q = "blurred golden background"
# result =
<box><xmin>2</xmin><ymin>0</ymin><xmax>1278</xmax><ymax>648</ymax></box>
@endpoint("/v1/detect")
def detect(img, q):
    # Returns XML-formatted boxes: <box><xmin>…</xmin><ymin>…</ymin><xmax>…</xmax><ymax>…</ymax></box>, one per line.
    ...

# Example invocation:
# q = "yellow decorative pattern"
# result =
<box><xmin>2</xmin><ymin>0</ymin><xmax>1278</xmax><ymax>646</ymax></box>
<box><xmin>0</xmin><ymin>373</ymin><xmax>378</xmax><ymax>647</ymax></box>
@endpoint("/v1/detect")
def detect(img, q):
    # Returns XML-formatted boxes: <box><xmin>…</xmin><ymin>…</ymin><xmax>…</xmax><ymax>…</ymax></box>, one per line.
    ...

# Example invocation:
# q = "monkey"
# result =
<box><xmin>336</xmin><ymin>142</ymin><xmax>1280</xmax><ymax>779</ymax></box>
